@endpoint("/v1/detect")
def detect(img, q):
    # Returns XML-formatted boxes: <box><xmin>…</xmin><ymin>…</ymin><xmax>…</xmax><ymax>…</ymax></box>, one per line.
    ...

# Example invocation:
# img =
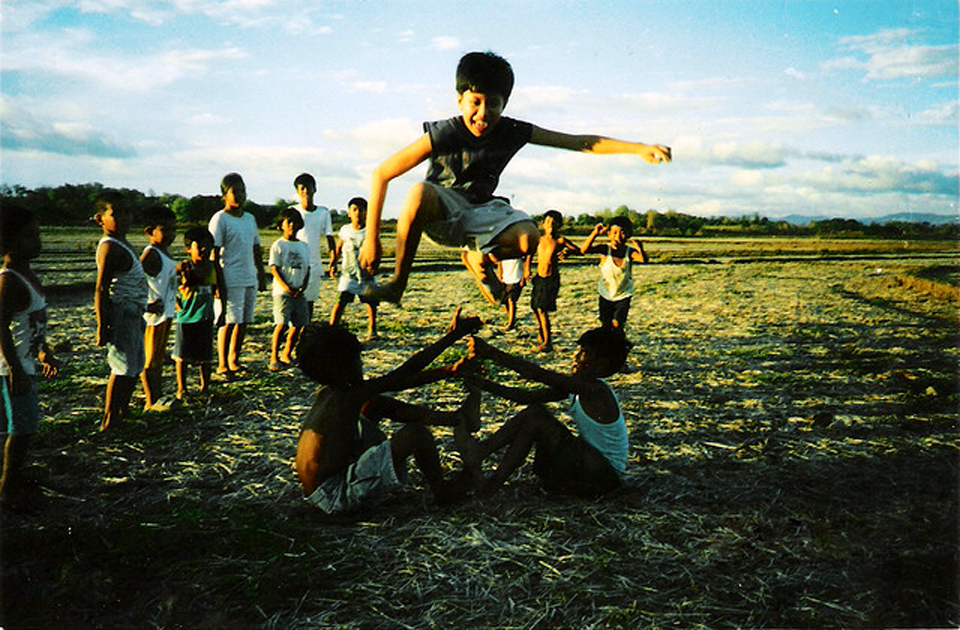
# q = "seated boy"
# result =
<box><xmin>457</xmin><ymin>326</ymin><xmax>631</xmax><ymax>498</ymax></box>
<box><xmin>295</xmin><ymin>310</ymin><xmax>481</xmax><ymax>514</ymax></box>
<box><xmin>359</xmin><ymin>51</ymin><xmax>671</xmax><ymax>305</ymax></box>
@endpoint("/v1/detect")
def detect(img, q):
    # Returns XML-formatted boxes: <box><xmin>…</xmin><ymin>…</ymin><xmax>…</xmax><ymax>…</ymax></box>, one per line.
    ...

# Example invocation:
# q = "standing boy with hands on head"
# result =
<box><xmin>580</xmin><ymin>215</ymin><xmax>648</xmax><ymax>330</ymax></box>
<box><xmin>359</xmin><ymin>50</ymin><xmax>671</xmax><ymax>306</ymax></box>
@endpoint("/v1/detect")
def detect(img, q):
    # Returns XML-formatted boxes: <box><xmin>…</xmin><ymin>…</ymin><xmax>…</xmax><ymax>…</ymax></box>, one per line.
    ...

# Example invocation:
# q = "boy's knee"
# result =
<box><xmin>402</xmin><ymin>183</ymin><xmax>440</xmax><ymax>220</ymax></box>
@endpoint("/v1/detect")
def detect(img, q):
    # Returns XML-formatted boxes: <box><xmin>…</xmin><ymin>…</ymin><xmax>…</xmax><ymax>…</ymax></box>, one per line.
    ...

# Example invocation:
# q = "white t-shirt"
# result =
<box><xmin>269</xmin><ymin>238</ymin><xmax>311</xmax><ymax>297</ymax></box>
<box><xmin>295</xmin><ymin>205</ymin><xmax>333</xmax><ymax>270</ymax></box>
<box><xmin>209</xmin><ymin>210</ymin><xmax>260</xmax><ymax>287</ymax></box>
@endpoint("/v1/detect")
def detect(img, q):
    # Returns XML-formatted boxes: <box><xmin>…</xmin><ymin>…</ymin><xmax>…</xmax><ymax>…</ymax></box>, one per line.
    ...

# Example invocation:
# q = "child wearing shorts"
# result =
<box><xmin>269</xmin><ymin>208</ymin><xmax>310</xmax><ymax>370</ymax></box>
<box><xmin>329</xmin><ymin>197</ymin><xmax>378</xmax><ymax>340</ymax></box>
<box><xmin>140</xmin><ymin>205</ymin><xmax>177</xmax><ymax>411</ymax></box>
<box><xmin>174</xmin><ymin>227</ymin><xmax>223</xmax><ymax>400</ymax></box>
<box><xmin>94</xmin><ymin>191</ymin><xmax>148</xmax><ymax>431</ymax></box>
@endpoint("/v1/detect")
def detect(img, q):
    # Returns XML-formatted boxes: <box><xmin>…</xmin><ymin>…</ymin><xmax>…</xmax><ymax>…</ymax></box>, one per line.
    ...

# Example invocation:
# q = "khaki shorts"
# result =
<box><xmin>424</xmin><ymin>183</ymin><xmax>533</xmax><ymax>254</ymax></box>
<box><xmin>305</xmin><ymin>439</ymin><xmax>403</xmax><ymax>514</ymax></box>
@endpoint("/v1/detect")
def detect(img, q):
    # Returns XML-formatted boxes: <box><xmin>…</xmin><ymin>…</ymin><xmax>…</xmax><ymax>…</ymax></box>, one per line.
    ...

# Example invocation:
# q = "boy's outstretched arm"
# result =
<box><xmin>359</xmin><ymin>134</ymin><xmax>432</xmax><ymax>274</ymax></box>
<box><xmin>468</xmin><ymin>336</ymin><xmax>586</xmax><ymax>397</ymax></box>
<box><xmin>530</xmin><ymin>126</ymin><xmax>671</xmax><ymax>163</ymax></box>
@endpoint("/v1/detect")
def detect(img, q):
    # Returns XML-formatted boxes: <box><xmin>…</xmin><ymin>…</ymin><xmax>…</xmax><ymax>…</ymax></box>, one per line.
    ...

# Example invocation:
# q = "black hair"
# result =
<box><xmin>297</xmin><ymin>324</ymin><xmax>362</xmax><ymax>385</ymax></box>
<box><xmin>220</xmin><ymin>172</ymin><xmax>245</xmax><ymax>197</ymax></box>
<box><xmin>183</xmin><ymin>226</ymin><xmax>213</xmax><ymax>247</ymax></box>
<box><xmin>294</xmin><ymin>173</ymin><xmax>316</xmax><ymax>190</ymax></box>
<box><xmin>543</xmin><ymin>209</ymin><xmax>563</xmax><ymax>225</ymax></box>
<box><xmin>0</xmin><ymin>199</ymin><xmax>35</xmax><ymax>255</ymax></box>
<box><xmin>93</xmin><ymin>190</ymin><xmax>126</xmax><ymax>218</ymax></box>
<box><xmin>347</xmin><ymin>197</ymin><xmax>368</xmax><ymax>211</ymax></box>
<box><xmin>276</xmin><ymin>206</ymin><xmax>305</xmax><ymax>231</ymax></box>
<box><xmin>577</xmin><ymin>327</ymin><xmax>632</xmax><ymax>377</ymax></box>
<box><xmin>143</xmin><ymin>204</ymin><xmax>176</xmax><ymax>230</ymax></box>
<box><xmin>456</xmin><ymin>51</ymin><xmax>515</xmax><ymax>101</ymax></box>
<box><xmin>609</xmin><ymin>215</ymin><xmax>634</xmax><ymax>238</ymax></box>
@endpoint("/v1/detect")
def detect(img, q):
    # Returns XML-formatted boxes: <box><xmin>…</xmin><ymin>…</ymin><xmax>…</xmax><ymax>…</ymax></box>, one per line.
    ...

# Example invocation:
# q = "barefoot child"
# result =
<box><xmin>94</xmin><ymin>192</ymin><xmax>148</xmax><ymax>431</ymax></box>
<box><xmin>269</xmin><ymin>208</ymin><xmax>310</xmax><ymax>370</ymax></box>
<box><xmin>498</xmin><ymin>255</ymin><xmax>528</xmax><ymax>331</ymax></box>
<box><xmin>174</xmin><ymin>228</ymin><xmax>224</xmax><ymax>400</ymax></box>
<box><xmin>459</xmin><ymin>326</ymin><xmax>631</xmax><ymax>498</ymax></box>
<box><xmin>208</xmin><ymin>173</ymin><xmax>265</xmax><ymax>376</ymax></box>
<box><xmin>531</xmin><ymin>210</ymin><xmax>580</xmax><ymax>352</ymax></box>
<box><xmin>0</xmin><ymin>202</ymin><xmax>58</xmax><ymax>508</ymax></box>
<box><xmin>295</xmin><ymin>310</ymin><xmax>481</xmax><ymax>514</ymax></box>
<box><xmin>359</xmin><ymin>50</ymin><xmax>671</xmax><ymax>305</ymax></box>
<box><xmin>329</xmin><ymin>197</ymin><xmax>378</xmax><ymax>340</ymax></box>
<box><xmin>580</xmin><ymin>216</ymin><xmax>648</xmax><ymax>329</ymax></box>
<box><xmin>140</xmin><ymin>205</ymin><xmax>178</xmax><ymax>411</ymax></box>
<box><xmin>292</xmin><ymin>173</ymin><xmax>336</xmax><ymax>319</ymax></box>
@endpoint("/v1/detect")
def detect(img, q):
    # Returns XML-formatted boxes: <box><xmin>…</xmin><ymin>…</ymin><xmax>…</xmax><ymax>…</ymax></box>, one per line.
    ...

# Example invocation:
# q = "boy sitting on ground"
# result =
<box><xmin>295</xmin><ymin>310</ymin><xmax>481</xmax><ymax>514</ymax></box>
<box><xmin>457</xmin><ymin>326</ymin><xmax>631</xmax><ymax>498</ymax></box>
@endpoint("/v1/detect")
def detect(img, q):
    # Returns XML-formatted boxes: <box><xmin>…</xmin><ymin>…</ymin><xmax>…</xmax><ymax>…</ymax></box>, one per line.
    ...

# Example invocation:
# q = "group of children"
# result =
<box><xmin>3</xmin><ymin>48</ymin><xmax>670</xmax><ymax>512</ymax></box>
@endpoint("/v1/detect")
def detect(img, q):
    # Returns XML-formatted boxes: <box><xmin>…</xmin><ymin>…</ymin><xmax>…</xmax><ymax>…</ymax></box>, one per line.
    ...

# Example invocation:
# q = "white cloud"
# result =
<box><xmin>430</xmin><ymin>36</ymin><xmax>461</xmax><ymax>51</ymax></box>
<box><xmin>826</xmin><ymin>28</ymin><xmax>959</xmax><ymax>81</ymax></box>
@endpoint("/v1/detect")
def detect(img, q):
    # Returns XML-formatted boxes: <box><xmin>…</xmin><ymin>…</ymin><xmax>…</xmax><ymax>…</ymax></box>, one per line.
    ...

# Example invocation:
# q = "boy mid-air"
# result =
<box><xmin>359</xmin><ymin>50</ymin><xmax>670</xmax><ymax>306</ymax></box>
<box><xmin>295</xmin><ymin>310</ymin><xmax>482</xmax><ymax>514</ymax></box>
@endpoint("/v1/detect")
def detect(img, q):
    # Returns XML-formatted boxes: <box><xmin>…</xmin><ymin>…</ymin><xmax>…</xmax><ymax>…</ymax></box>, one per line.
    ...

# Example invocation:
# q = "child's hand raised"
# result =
<box><xmin>466</xmin><ymin>336</ymin><xmax>491</xmax><ymax>361</ymax></box>
<box><xmin>448</xmin><ymin>306</ymin><xmax>482</xmax><ymax>337</ymax></box>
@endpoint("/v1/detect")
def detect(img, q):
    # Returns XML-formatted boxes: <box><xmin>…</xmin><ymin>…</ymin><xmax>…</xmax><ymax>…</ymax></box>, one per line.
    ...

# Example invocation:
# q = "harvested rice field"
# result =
<box><xmin>3</xmin><ymin>232</ymin><xmax>958</xmax><ymax>628</ymax></box>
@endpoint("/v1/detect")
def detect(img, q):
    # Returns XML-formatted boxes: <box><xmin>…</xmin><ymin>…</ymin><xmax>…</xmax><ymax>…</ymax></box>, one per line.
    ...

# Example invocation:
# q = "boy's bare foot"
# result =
<box><xmin>535</xmin><ymin>343</ymin><xmax>554</xmax><ymax>353</ymax></box>
<box><xmin>269</xmin><ymin>362</ymin><xmax>283</xmax><ymax>372</ymax></box>
<box><xmin>461</xmin><ymin>251</ymin><xmax>503</xmax><ymax>306</ymax></box>
<box><xmin>362</xmin><ymin>283</ymin><xmax>403</xmax><ymax>305</ymax></box>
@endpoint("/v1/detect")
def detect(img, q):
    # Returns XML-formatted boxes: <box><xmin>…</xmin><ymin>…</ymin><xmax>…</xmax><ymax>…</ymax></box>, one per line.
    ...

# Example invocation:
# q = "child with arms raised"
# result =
<box><xmin>0</xmin><ymin>201</ymin><xmax>58</xmax><ymax>508</ymax></box>
<box><xmin>269</xmin><ymin>208</ymin><xmax>311</xmax><ymax>370</ymax></box>
<box><xmin>140</xmin><ymin>205</ymin><xmax>178</xmax><ymax>411</ymax></box>
<box><xmin>458</xmin><ymin>326</ymin><xmax>631</xmax><ymax>498</ymax></box>
<box><xmin>94</xmin><ymin>191</ymin><xmax>148</xmax><ymax>431</ymax></box>
<box><xmin>295</xmin><ymin>310</ymin><xmax>481</xmax><ymax>514</ymax></box>
<box><xmin>359</xmin><ymin>50</ymin><xmax>670</xmax><ymax>305</ymax></box>
<box><xmin>329</xmin><ymin>197</ymin><xmax>379</xmax><ymax>340</ymax></box>
<box><xmin>174</xmin><ymin>228</ymin><xmax>225</xmax><ymax>400</ymax></box>
<box><xmin>531</xmin><ymin>210</ymin><xmax>580</xmax><ymax>352</ymax></box>
<box><xmin>580</xmin><ymin>215</ymin><xmax>648</xmax><ymax>329</ymax></box>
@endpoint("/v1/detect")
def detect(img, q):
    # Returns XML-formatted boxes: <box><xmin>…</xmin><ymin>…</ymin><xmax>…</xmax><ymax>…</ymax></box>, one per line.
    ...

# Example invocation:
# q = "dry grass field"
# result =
<box><xmin>3</xmin><ymin>229</ymin><xmax>958</xmax><ymax>628</ymax></box>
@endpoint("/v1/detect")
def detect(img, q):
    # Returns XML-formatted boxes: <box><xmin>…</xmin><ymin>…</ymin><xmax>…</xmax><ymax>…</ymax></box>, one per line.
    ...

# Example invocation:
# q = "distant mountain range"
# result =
<box><xmin>778</xmin><ymin>212</ymin><xmax>959</xmax><ymax>226</ymax></box>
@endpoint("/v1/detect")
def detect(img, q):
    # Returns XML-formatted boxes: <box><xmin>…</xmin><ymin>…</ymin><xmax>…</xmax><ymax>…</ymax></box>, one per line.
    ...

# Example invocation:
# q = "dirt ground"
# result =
<box><xmin>2</xmin><ymin>238</ymin><xmax>958</xmax><ymax>628</ymax></box>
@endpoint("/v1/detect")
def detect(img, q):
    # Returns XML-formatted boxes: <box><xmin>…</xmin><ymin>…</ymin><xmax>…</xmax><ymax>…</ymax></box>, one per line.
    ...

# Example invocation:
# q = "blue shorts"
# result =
<box><xmin>2</xmin><ymin>377</ymin><xmax>40</xmax><ymax>435</ymax></box>
<box><xmin>273</xmin><ymin>293</ymin><xmax>309</xmax><ymax>327</ymax></box>
<box><xmin>107</xmin><ymin>301</ymin><xmax>146</xmax><ymax>377</ymax></box>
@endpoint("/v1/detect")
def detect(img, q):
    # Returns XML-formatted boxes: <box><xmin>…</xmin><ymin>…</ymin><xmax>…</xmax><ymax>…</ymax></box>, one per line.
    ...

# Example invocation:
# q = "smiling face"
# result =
<box><xmin>607</xmin><ymin>225</ymin><xmax>627</xmax><ymax>248</ymax></box>
<box><xmin>457</xmin><ymin>89</ymin><xmax>505</xmax><ymax>138</ymax></box>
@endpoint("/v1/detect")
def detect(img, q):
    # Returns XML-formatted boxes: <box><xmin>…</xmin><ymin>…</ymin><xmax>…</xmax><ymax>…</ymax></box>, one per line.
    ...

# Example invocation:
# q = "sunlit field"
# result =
<box><xmin>4</xmin><ymin>229</ymin><xmax>958</xmax><ymax>628</ymax></box>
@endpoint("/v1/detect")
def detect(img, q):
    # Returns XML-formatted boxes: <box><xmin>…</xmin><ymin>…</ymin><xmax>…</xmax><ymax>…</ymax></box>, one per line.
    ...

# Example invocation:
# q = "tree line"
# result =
<box><xmin>2</xmin><ymin>183</ymin><xmax>957</xmax><ymax>240</ymax></box>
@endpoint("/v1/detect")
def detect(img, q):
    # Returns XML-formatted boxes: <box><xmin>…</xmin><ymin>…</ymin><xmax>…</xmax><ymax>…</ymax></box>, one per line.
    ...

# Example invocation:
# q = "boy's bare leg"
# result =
<box><xmin>364</xmin><ymin>183</ymin><xmax>444</xmax><ymax>304</ymax></box>
<box><xmin>365</xmin><ymin>303</ymin><xmax>378</xmax><ymax>340</ymax></box>
<box><xmin>198</xmin><ymin>363</ymin><xmax>211</xmax><ymax>393</ymax></box>
<box><xmin>475</xmin><ymin>404</ymin><xmax>562</xmax><ymax>496</ymax></box>
<box><xmin>0</xmin><ymin>434</ymin><xmax>31</xmax><ymax>506</ymax></box>
<box><xmin>101</xmin><ymin>374</ymin><xmax>137</xmax><ymax>431</ymax></box>
<box><xmin>461</xmin><ymin>251</ymin><xmax>502</xmax><ymax>305</ymax></box>
<box><xmin>141</xmin><ymin>366</ymin><xmax>162</xmax><ymax>409</ymax></box>
<box><xmin>216</xmin><ymin>324</ymin><xmax>230</xmax><ymax>373</ymax></box>
<box><xmin>229</xmin><ymin>323</ymin><xmax>246</xmax><ymax>371</ymax></box>
<box><xmin>534</xmin><ymin>311</ymin><xmax>553</xmax><ymax>352</ymax></box>
<box><xmin>175</xmin><ymin>359</ymin><xmax>186</xmax><ymax>399</ymax></box>
<box><xmin>269</xmin><ymin>324</ymin><xmax>284</xmax><ymax>369</ymax></box>
<box><xmin>329</xmin><ymin>298</ymin><xmax>345</xmax><ymax>327</ymax></box>
<box><xmin>281</xmin><ymin>326</ymin><xmax>299</xmax><ymax>364</ymax></box>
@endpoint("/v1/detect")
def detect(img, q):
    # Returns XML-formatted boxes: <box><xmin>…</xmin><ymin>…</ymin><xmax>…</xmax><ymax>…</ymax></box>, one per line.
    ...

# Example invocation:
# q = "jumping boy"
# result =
<box><xmin>0</xmin><ymin>201</ymin><xmax>58</xmax><ymax>508</ymax></box>
<box><xmin>174</xmin><ymin>228</ymin><xmax>225</xmax><ymax>400</ymax></box>
<box><xmin>140</xmin><ymin>205</ymin><xmax>178</xmax><ymax>411</ymax></box>
<box><xmin>295</xmin><ymin>309</ymin><xmax>481</xmax><ymax>514</ymax></box>
<box><xmin>580</xmin><ymin>216</ymin><xmax>648</xmax><ymax>329</ymax></box>
<box><xmin>94</xmin><ymin>191</ymin><xmax>148</xmax><ymax>431</ymax></box>
<box><xmin>531</xmin><ymin>210</ymin><xmax>580</xmax><ymax>353</ymax></box>
<box><xmin>457</xmin><ymin>326</ymin><xmax>631</xmax><ymax>498</ymax></box>
<box><xmin>358</xmin><ymin>50</ymin><xmax>671</xmax><ymax>305</ymax></box>
<box><xmin>293</xmin><ymin>173</ymin><xmax>336</xmax><ymax>318</ymax></box>
<box><xmin>269</xmin><ymin>208</ymin><xmax>311</xmax><ymax>370</ymax></box>
<box><xmin>329</xmin><ymin>197</ymin><xmax>378</xmax><ymax>340</ymax></box>
<box><xmin>209</xmin><ymin>173</ymin><xmax>265</xmax><ymax>376</ymax></box>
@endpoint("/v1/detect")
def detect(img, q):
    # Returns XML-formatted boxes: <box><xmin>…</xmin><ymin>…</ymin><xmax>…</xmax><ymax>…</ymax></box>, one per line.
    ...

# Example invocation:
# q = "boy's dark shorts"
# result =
<box><xmin>599</xmin><ymin>296</ymin><xmax>632</xmax><ymax>328</ymax></box>
<box><xmin>531</xmin><ymin>273</ymin><xmax>560</xmax><ymax>313</ymax></box>
<box><xmin>338</xmin><ymin>291</ymin><xmax>375</xmax><ymax>307</ymax></box>
<box><xmin>533</xmin><ymin>429</ymin><xmax>621</xmax><ymax>497</ymax></box>
<box><xmin>174</xmin><ymin>320</ymin><xmax>213</xmax><ymax>363</ymax></box>
<box><xmin>501</xmin><ymin>283</ymin><xmax>522</xmax><ymax>305</ymax></box>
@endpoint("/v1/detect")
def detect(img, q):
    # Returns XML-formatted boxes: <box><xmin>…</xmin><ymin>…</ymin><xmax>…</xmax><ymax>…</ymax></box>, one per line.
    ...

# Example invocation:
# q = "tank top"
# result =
<box><xmin>142</xmin><ymin>245</ymin><xmax>177</xmax><ymax>325</ymax></box>
<box><xmin>0</xmin><ymin>268</ymin><xmax>47</xmax><ymax>377</ymax></box>
<box><xmin>98</xmin><ymin>237</ymin><xmax>147</xmax><ymax>308</ymax></box>
<box><xmin>598</xmin><ymin>246</ymin><xmax>633</xmax><ymax>302</ymax></box>
<box><xmin>568</xmin><ymin>380</ymin><xmax>629</xmax><ymax>474</ymax></box>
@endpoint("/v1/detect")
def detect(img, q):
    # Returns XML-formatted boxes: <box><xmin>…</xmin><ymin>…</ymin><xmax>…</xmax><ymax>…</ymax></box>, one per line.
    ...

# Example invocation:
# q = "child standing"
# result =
<box><xmin>174</xmin><ymin>228</ymin><xmax>224</xmax><ymax>400</ymax></box>
<box><xmin>295</xmin><ymin>310</ymin><xmax>481</xmax><ymax>514</ymax></box>
<box><xmin>329</xmin><ymin>197</ymin><xmax>378</xmax><ymax>340</ymax></box>
<box><xmin>208</xmin><ymin>172</ymin><xmax>265</xmax><ymax>376</ymax></box>
<box><xmin>358</xmin><ymin>50</ymin><xmax>671</xmax><ymax>305</ymax></box>
<box><xmin>94</xmin><ymin>191</ymin><xmax>148</xmax><ymax>431</ymax></box>
<box><xmin>497</xmin><ymin>255</ymin><xmax>528</xmax><ymax>331</ymax></box>
<box><xmin>268</xmin><ymin>208</ymin><xmax>311</xmax><ymax>370</ymax></box>
<box><xmin>458</xmin><ymin>326</ymin><xmax>632</xmax><ymax>498</ymax></box>
<box><xmin>0</xmin><ymin>201</ymin><xmax>58</xmax><ymax>508</ymax></box>
<box><xmin>292</xmin><ymin>173</ymin><xmax>336</xmax><ymax>319</ymax></box>
<box><xmin>580</xmin><ymin>216</ymin><xmax>648</xmax><ymax>329</ymax></box>
<box><xmin>140</xmin><ymin>205</ymin><xmax>178</xmax><ymax>411</ymax></box>
<box><xmin>531</xmin><ymin>210</ymin><xmax>580</xmax><ymax>353</ymax></box>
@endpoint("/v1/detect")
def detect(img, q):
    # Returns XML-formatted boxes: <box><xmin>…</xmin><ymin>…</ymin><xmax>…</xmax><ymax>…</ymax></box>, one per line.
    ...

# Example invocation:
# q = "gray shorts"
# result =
<box><xmin>273</xmin><ymin>293</ymin><xmax>308</xmax><ymax>327</ymax></box>
<box><xmin>107</xmin><ymin>301</ymin><xmax>146</xmax><ymax>377</ymax></box>
<box><xmin>215</xmin><ymin>285</ymin><xmax>257</xmax><ymax>325</ymax></box>
<box><xmin>424</xmin><ymin>183</ymin><xmax>533</xmax><ymax>254</ymax></box>
<box><xmin>305</xmin><ymin>439</ymin><xmax>404</xmax><ymax>514</ymax></box>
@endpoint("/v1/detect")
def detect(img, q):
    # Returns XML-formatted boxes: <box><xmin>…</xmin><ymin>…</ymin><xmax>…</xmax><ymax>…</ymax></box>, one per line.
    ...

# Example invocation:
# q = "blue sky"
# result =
<box><xmin>1</xmin><ymin>0</ymin><xmax>957</xmax><ymax>220</ymax></box>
